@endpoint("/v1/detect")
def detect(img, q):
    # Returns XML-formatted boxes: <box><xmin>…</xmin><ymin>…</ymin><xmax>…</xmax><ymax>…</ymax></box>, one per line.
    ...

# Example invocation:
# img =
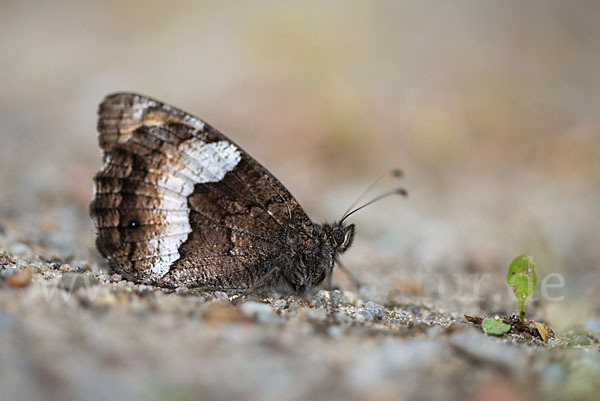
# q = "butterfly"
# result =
<box><xmin>90</xmin><ymin>92</ymin><xmax>405</xmax><ymax>293</ymax></box>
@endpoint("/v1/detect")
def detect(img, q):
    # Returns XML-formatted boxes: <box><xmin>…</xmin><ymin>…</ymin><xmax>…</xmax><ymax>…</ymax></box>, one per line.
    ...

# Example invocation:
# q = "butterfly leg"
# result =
<box><xmin>336</xmin><ymin>260</ymin><xmax>364</xmax><ymax>290</ymax></box>
<box><xmin>243</xmin><ymin>264</ymin><xmax>281</xmax><ymax>294</ymax></box>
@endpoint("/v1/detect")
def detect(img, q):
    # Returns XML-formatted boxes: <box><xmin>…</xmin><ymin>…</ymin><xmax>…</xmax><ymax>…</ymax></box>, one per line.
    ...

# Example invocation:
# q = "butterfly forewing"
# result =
<box><xmin>91</xmin><ymin>92</ymin><xmax>312</xmax><ymax>289</ymax></box>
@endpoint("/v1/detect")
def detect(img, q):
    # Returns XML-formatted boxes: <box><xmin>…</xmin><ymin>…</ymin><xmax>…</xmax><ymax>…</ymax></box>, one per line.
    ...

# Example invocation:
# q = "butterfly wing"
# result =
<box><xmin>91</xmin><ymin>92</ymin><xmax>312</xmax><ymax>289</ymax></box>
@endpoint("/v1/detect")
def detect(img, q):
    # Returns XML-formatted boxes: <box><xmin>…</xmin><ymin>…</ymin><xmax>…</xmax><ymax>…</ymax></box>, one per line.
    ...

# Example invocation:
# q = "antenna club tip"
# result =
<box><xmin>397</xmin><ymin>188</ymin><xmax>408</xmax><ymax>197</ymax></box>
<box><xmin>392</xmin><ymin>169</ymin><xmax>404</xmax><ymax>178</ymax></box>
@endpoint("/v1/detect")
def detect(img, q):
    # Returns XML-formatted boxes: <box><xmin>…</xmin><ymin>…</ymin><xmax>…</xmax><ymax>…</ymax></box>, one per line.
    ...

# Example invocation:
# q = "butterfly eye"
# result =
<box><xmin>129</xmin><ymin>220</ymin><xmax>139</xmax><ymax>228</ymax></box>
<box><xmin>333</xmin><ymin>229</ymin><xmax>345</xmax><ymax>246</ymax></box>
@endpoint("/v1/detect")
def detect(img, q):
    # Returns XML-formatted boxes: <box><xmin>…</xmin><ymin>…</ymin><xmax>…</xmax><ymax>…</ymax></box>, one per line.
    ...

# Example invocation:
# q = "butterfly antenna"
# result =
<box><xmin>340</xmin><ymin>188</ymin><xmax>407</xmax><ymax>224</ymax></box>
<box><xmin>340</xmin><ymin>169</ymin><xmax>403</xmax><ymax>220</ymax></box>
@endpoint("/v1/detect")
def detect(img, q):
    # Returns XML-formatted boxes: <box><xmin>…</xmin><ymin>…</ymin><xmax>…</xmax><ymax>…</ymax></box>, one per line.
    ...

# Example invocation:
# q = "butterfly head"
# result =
<box><xmin>327</xmin><ymin>183</ymin><xmax>408</xmax><ymax>256</ymax></box>
<box><xmin>286</xmin><ymin>221</ymin><xmax>354</xmax><ymax>293</ymax></box>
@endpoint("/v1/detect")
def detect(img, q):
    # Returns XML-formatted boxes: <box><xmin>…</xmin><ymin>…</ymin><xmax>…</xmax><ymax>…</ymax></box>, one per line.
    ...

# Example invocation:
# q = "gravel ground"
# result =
<box><xmin>1</xmin><ymin>226</ymin><xmax>598</xmax><ymax>401</ymax></box>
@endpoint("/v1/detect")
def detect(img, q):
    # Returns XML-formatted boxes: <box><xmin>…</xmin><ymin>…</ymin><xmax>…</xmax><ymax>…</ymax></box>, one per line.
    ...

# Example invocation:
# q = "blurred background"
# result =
<box><xmin>1</xmin><ymin>0</ymin><xmax>599</xmax><ymax>328</ymax></box>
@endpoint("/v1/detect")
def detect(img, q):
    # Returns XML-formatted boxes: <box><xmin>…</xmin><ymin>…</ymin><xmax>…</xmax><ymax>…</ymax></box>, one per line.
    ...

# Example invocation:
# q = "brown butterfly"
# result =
<box><xmin>90</xmin><ymin>92</ymin><xmax>405</xmax><ymax>292</ymax></box>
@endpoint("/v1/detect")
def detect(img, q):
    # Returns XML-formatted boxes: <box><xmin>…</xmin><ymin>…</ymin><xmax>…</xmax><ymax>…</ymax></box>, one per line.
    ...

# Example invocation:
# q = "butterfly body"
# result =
<box><xmin>91</xmin><ymin>92</ymin><xmax>354</xmax><ymax>292</ymax></box>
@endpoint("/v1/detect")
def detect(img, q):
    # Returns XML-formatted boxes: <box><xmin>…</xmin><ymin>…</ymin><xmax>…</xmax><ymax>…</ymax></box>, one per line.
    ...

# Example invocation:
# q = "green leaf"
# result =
<box><xmin>482</xmin><ymin>317</ymin><xmax>511</xmax><ymax>335</ymax></box>
<box><xmin>506</xmin><ymin>254</ymin><xmax>537</xmax><ymax>320</ymax></box>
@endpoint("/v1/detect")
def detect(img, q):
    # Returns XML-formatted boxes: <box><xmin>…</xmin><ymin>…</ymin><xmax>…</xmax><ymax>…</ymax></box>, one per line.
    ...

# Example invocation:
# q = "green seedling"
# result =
<box><xmin>467</xmin><ymin>254</ymin><xmax>552</xmax><ymax>341</ymax></box>
<box><xmin>507</xmin><ymin>254</ymin><xmax>537</xmax><ymax>321</ymax></box>
<box><xmin>482</xmin><ymin>316</ymin><xmax>511</xmax><ymax>335</ymax></box>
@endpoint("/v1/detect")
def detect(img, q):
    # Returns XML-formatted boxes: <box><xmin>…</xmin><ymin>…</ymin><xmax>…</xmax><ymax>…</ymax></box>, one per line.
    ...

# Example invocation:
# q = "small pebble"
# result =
<box><xmin>287</xmin><ymin>299</ymin><xmax>301</xmax><ymax>311</ymax></box>
<box><xmin>203</xmin><ymin>304</ymin><xmax>251</xmax><ymax>325</ymax></box>
<box><xmin>0</xmin><ymin>251</ymin><xmax>17</xmax><ymax>266</ymax></box>
<box><xmin>240</xmin><ymin>301</ymin><xmax>280</xmax><ymax>324</ymax></box>
<box><xmin>273</xmin><ymin>299</ymin><xmax>287</xmax><ymax>310</ymax></box>
<box><xmin>360</xmin><ymin>309</ymin><xmax>375</xmax><ymax>322</ymax></box>
<box><xmin>60</xmin><ymin>272</ymin><xmax>99</xmax><ymax>291</ymax></box>
<box><xmin>390</xmin><ymin>317</ymin><xmax>408</xmax><ymax>326</ymax></box>
<box><xmin>405</xmin><ymin>305</ymin><xmax>422</xmax><ymax>317</ymax></box>
<box><xmin>175</xmin><ymin>286</ymin><xmax>189</xmax><ymax>294</ymax></box>
<box><xmin>59</xmin><ymin>264</ymin><xmax>73</xmax><ymax>273</ymax></box>
<box><xmin>407</xmin><ymin>321</ymin><xmax>430</xmax><ymax>332</ymax></box>
<box><xmin>364</xmin><ymin>301</ymin><xmax>386</xmax><ymax>320</ymax></box>
<box><xmin>96</xmin><ymin>293</ymin><xmax>117</xmax><ymax>306</ymax></box>
<box><xmin>330</xmin><ymin>290</ymin><xmax>344</xmax><ymax>307</ymax></box>
<box><xmin>343</xmin><ymin>291</ymin><xmax>358</xmax><ymax>305</ymax></box>
<box><xmin>311</xmin><ymin>290</ymin><xmax>329</xmax><ymax>309</ymax></box>
<box><xmin>7</xmin><ymin>268</ymin><xmax>32</xmax><ymax>288</ymax></box>
<box><xmin>213</xmin><ymin>291</ymin><xmax>229</xmax><ymax>301</ymax></box>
